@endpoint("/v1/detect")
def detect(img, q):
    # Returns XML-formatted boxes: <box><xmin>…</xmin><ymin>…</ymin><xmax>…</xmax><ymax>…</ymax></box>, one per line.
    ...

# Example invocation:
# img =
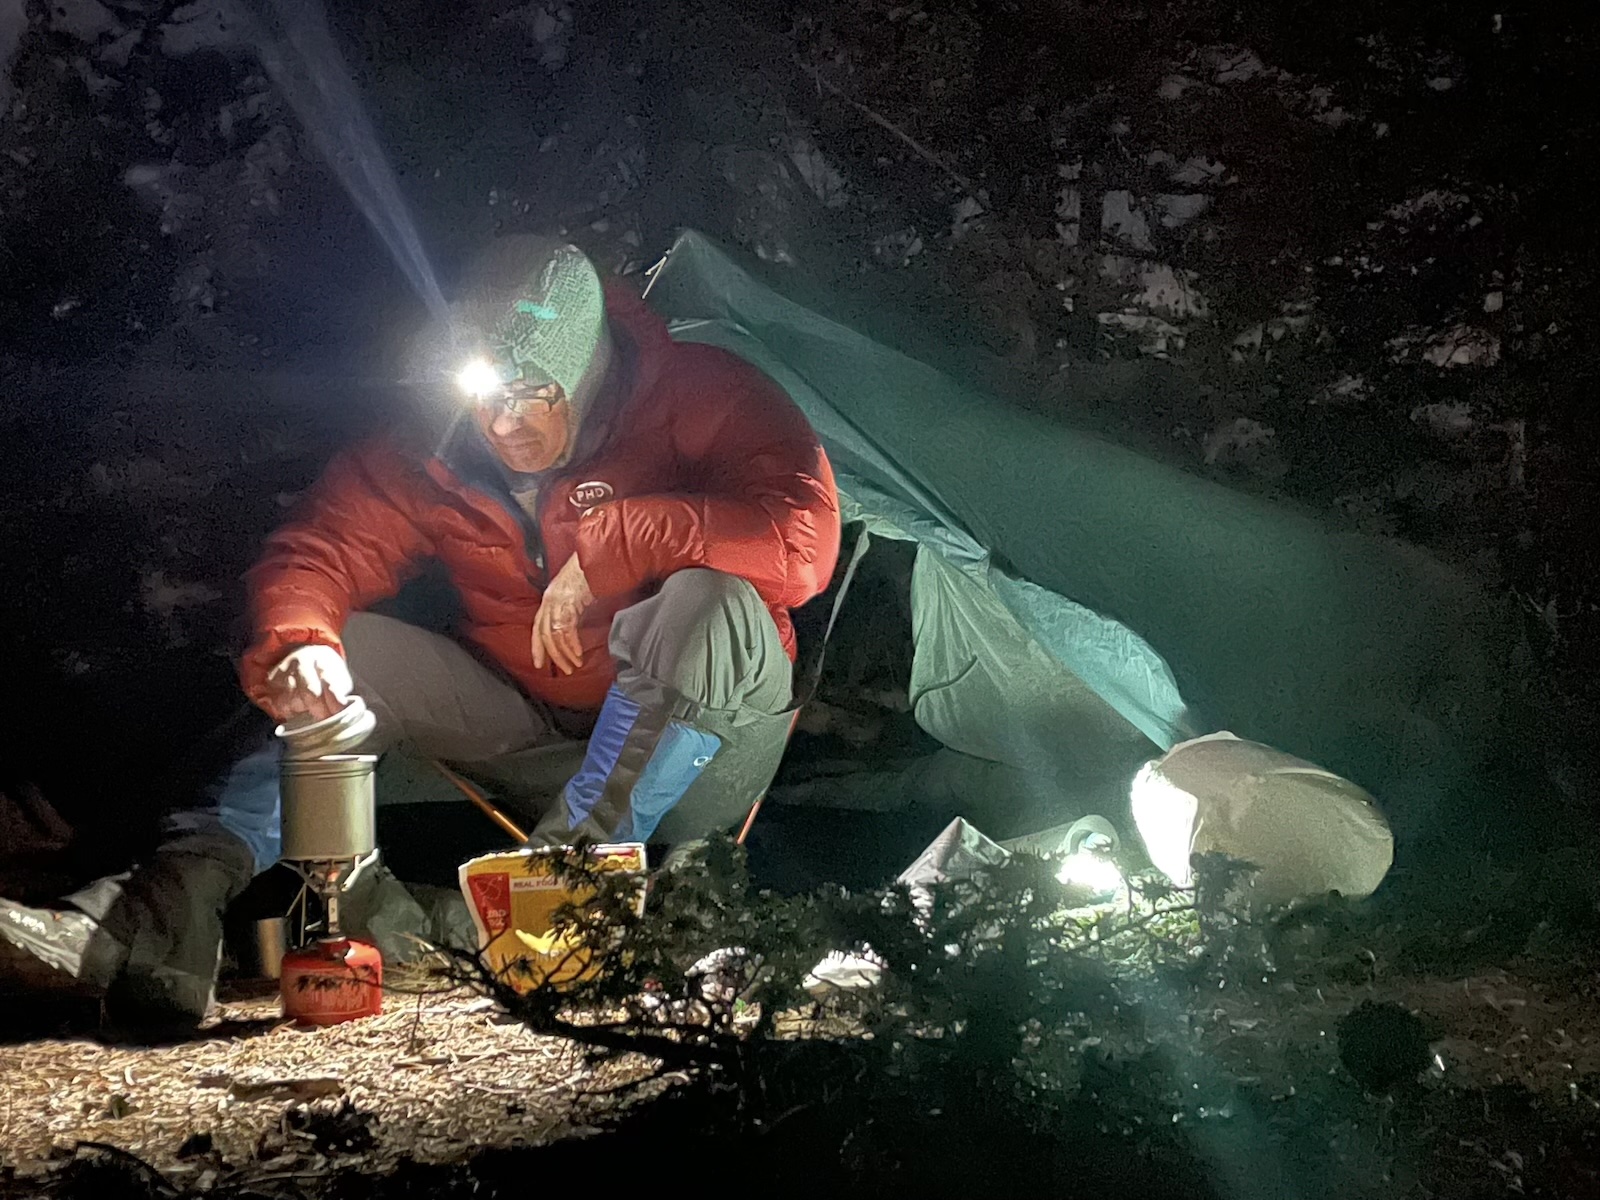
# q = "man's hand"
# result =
<box><xmin>263</xmin><ymin>645</ymin><xmax>354</xmax><ymax>723</ymax></box>
<box><xmin>532</xmin><ymin>553</ymin><xmax>595</xmax><ymax>675</ymax></box>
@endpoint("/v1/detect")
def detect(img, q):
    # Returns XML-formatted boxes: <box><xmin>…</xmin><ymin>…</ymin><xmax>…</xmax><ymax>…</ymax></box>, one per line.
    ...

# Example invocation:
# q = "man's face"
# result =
<box><xmin>474</xmin><ymin>380</ymin><xmax>572</xmax><ymax>473</ymax></box>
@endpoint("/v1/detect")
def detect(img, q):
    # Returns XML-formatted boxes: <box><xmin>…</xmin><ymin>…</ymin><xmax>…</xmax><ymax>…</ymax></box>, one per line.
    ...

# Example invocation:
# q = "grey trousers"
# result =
<box><xmin>346</xmin><ymin>568</ymin><xmax>794</xmax><ymax>844</ymax></box>
<box><xmin>49</xmin><ymin>572</ymin><xmax>794</xmax><ymax>1017</ymax></box>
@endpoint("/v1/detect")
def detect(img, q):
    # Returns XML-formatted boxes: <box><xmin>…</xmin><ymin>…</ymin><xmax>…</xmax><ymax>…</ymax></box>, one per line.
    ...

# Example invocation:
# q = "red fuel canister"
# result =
<box><xmin>280</xmin><ymin>937</ymin><xmax>383</xmax><ymax>1025</ymax></box>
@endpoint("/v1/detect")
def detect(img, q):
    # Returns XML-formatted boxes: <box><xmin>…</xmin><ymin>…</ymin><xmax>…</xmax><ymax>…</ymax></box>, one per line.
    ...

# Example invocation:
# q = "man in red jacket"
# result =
<box><xmin>0</xmin><ymin>237</ymin><xmax>841</xmax><ymax>1028</ymax></box>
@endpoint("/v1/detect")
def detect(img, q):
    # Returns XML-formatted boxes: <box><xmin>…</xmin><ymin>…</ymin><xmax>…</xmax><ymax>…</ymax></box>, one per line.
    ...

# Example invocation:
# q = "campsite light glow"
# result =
<box><xmin>1056</xmin><ymin>848</ymin><xmax>1124</xmax><ymax>899</ymax></box>
<box><xmin>1128</xmin><ymin>760</ymin><xmax>1200</xmax><ymax>887</ymax></box>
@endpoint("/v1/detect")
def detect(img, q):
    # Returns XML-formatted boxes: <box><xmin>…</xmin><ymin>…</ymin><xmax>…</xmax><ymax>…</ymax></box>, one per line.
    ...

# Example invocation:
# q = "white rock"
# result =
<box><xmin>1422</xmin><ymin>326</ymin><xmax>1499</xmax><ymax>368</ymax></box>
<box><xmin>1054</xmin><ymin>161</ymin><xmax>1083</xmax><ymax>245</ymax></box>
<box><xmin>1385</xmin><ymin>190</ymin><xmax>1471</xmax><ymax>222</ymax></box>
<box><xmin>1101</xmin><ymin>190</ymin><xmax>1154</xmax><ymax>251</ymax></box>
<box><xmin>1158</xmin><ymin>74</ymin><xmax>1201</xmax><ymax>100</ymax></box>
<box><xmin>123</xmin><ymin>163</ymin><xmax>167</xmax><ymax>190</ymax></box>
<box><xmin>516</xmin><ymin>2</ymin><xmax>574</xmax><ymax>69</ymax></box>
<box><xmin>141</xmin><ymin>570</ymin><xmax>222</xmax><ymax>618</ymax></box>
<box><xmin>1208</xmin><ymin>47</ymin><xmax>1268</xmax><ymax>83</ymax></box>
<box><xmin>1411</xmin><ymin>401</ymin><xmax>1475</xmax><ymax>437</ymax></box>
<box><xmin>872</xmin><ymin>228</ymin><xmax>923</xmax><ymax>267</ymax></box>
<box><xmin>159</xmin><ymin>1</ymin><xmax>238</xmax><ymax>56</ymax></box>
<box><xmin>1202</xmin><ymin>417</ymin><xmax>1275</xmax><ymax>465</ymax></box>
<box><xmin>1314</xmin><ymin>374</ymin><xmax>1371</xmax><ymax>404</ymax></box>
<box><xmin>1170</xmin><ymin>155</ymin><xmax>1226</xmax><ymax>186</ymax></box>
<box><xmin>949</xmin><ymin>194</ymin><xmax>985</xmax><ymax>238</ymax></box>
<box><xmin>1056</xmin><ymin>189</ymin><xmax>1081</xmax><ymax>245</ymax></box>
<box><xmin>1</xmin><ymin>0</ymin><xmax>28</xmax><ymax>108</ymax></box>
<box><xmin>1154</xmin><ymin>193</ymin><xmax>1210</xmax><ymax>227</ymax></box>
<box><xmin>1134</xmin><ymin>262</ymin><xmax>1207</xmax><ymax>318</ymax></box>
<box><xmin>1107</xmin><ymin>254</ymin><xmax>1203</xmax><ymax>320</ymax></box>
<box><xmin>790</xmin><ymin>136</ymin><xmax>850</xmax><ymax>209</ymax></box>
<box><xmin>1389</xmin><ymin>324</ymin><xmax>1501</xmax><ymax>368</ymax></box>
<box><xmin>48</xmin><ymin>0</ymin><xmax>119</xmax><ymax>41</ymax></box>
<box><xmin>1097</xmin><ymin>312</ymin><xmax>1187</xmax><ymax>356</ymax></box>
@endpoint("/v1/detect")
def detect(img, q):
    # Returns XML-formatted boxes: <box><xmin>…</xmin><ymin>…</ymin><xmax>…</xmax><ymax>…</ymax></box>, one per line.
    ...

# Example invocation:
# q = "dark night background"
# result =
<box><xmin>5</xmin><ymin>0</ymin><xmax>1597</xmax><ymax>865</ymax></box>
<box><xmin>3</xmin><ymin>2</ymin><xmax>1600</xmax><ymax>1193</ymax></box>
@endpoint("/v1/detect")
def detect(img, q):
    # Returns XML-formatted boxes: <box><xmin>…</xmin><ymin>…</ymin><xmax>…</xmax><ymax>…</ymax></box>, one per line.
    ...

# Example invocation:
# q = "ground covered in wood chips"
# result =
<box><xmin>0</xmin><ymin>970</ymin><xmax>661</xmax><ymax>1186</ymax></box>
<box><xmin>3</xmin><ymin>921</ymin><xmax>1599</xmax><ymax>1198</ymax></box>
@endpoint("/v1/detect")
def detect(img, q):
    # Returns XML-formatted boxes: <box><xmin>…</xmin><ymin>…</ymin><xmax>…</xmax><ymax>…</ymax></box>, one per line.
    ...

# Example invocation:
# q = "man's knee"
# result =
<box><xmin>658</xmin><ymin>568</ymin><xmax>765</xmax><ymax>620</ymax></box>
<box><xmin>337</xmin><ymin>613</ymin><xmax>411</xmax><ymax>743</ymax></box>
<box><xmin>337</xmin><ymin>612</ymin><xmax>546</xmax><ymax>759</ymax></box>
<box><xmin>611</xmin><ymin>570</ymin><xmax>790</xmax><ymax>712</ymax></box>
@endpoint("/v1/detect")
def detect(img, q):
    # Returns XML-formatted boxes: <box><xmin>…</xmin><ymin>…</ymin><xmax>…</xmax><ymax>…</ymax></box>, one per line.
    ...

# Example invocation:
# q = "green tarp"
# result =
<box><xmin>644</xmin><ymin>231</ymin><xmax>1523</xmax><ymax>822</ymax></box>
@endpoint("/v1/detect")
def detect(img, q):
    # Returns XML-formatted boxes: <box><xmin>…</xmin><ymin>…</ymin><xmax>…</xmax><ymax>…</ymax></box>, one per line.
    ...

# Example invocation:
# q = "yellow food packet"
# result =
<box><xmin>458</xmin><ymin>843</ymin><xmax>647</xmax><ymax>993</ymax></box>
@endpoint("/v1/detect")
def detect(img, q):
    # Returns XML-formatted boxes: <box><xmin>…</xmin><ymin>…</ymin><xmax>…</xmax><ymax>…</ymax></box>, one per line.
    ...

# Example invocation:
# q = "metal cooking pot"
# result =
<box><xmin>274</xmin><ymin>695</ymin><xmax>377</xmax><ymax>760</ymax></box>
<box><xmin>279</xmin><ymin>753</ymin><xmax>379</xmax><ymax>861</ymax></box>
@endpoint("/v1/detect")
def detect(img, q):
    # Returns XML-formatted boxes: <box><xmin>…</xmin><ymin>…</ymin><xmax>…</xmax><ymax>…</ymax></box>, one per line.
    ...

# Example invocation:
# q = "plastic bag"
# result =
<box><xmin>1131</xmin><ymin>731</ymin><xmax>1394</xmax><ymax>905</ymax></box>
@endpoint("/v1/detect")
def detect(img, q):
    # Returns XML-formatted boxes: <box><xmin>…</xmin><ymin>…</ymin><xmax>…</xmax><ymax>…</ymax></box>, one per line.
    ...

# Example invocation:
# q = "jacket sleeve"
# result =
<box><xmin>574</xmin><ymin>346</ymin><xmax>840</xmax><ymax>612</ymax></box>
<box><xmin>238</xmin><ymin>437</ymin><xmax>436</xmax><ymax>705</ymax></box>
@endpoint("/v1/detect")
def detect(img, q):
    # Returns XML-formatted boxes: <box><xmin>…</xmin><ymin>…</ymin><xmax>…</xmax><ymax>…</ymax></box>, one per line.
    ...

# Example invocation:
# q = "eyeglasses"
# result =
<box><xmin>481</xmin><ymin>381</ymin><xmax>563</xmax><ymax>418</ymax></box>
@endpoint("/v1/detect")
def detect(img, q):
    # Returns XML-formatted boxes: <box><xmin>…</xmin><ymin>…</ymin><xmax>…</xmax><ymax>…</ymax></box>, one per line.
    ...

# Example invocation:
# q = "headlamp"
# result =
<box><xmin>455</xmin><ymin>357</ymin><xmax>511</xmax><ymax>400</ymax></box>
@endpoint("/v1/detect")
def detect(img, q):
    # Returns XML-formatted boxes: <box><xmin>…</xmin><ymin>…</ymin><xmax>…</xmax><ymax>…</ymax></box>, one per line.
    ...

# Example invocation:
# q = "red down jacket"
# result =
<box><xmin>240</xmin><ymin>280</ymin><xmax>841</xmax><ymax>714</ymax></box>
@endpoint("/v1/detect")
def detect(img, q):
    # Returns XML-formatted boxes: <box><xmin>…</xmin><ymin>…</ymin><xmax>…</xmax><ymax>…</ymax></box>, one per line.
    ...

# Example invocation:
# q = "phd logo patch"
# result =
<box><xmin>569</xmin><ymin>480</ymin><xmax>614</xmax><ymax>509</ymax></box>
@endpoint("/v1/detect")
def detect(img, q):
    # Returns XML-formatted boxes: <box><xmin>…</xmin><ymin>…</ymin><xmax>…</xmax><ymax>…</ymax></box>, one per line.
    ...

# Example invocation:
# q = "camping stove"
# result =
<box><xmin>274</xmin><ymin>699</ymin><xmax>384</xmax><ymax>1023</ymax></box>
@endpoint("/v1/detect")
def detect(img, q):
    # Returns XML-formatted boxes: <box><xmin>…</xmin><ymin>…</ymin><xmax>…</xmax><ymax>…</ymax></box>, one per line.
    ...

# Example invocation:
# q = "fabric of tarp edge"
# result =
<box><xmin>666</xmin><ymin>317</ymin><xmax>972</xmax><ymax>550</ymax></box>
<box><xmin>664</xmin><ymin>315</ymin><xmax>1189</xmax><ymax>751</ymax></box>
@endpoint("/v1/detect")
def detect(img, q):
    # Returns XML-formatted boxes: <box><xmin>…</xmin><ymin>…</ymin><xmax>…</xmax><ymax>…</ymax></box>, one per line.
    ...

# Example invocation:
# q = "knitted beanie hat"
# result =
<box><xmin>485</xmin><ymin>240</ymin><xmax>607</xmax><ymax>400</ymax></box>
<box><xmin>402</xmin><ymin>236</ymin><xmax>612</xmax><ymax>426</ymax></box>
